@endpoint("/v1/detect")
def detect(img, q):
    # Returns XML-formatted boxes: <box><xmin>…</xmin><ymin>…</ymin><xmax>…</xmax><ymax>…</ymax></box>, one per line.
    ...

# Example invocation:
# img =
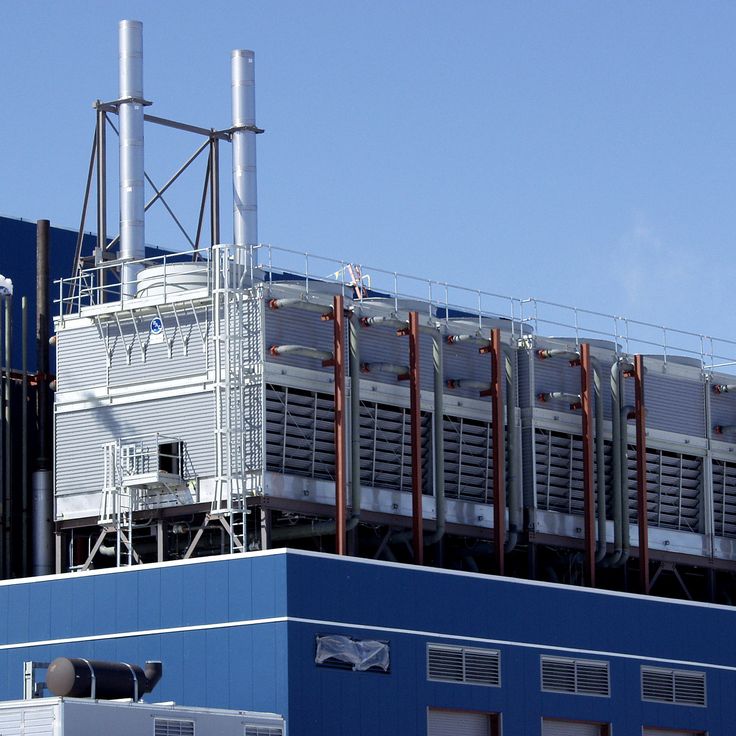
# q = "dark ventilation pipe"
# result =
<box><xmin>46</xmin><ymin>658</ymin><xmax>163</xmax><ymax>701</ymax></box>
<box><xmin>33</xmin><ymin>220</ymin><xmax>53</xmax><ymax>576</ymax></box>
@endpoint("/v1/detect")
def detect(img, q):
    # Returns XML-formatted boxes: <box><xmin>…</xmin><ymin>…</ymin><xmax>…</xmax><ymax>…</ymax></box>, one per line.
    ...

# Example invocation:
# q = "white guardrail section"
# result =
<box><xmin>55</xmin><ymin>242</ymin><xmax>736</xmax><ymax>374</ymax></box>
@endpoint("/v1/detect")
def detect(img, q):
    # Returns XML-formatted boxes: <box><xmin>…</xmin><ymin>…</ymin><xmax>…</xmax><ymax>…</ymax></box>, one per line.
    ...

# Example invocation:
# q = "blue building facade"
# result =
<box><xmin>0</xmin><ymin>549</ymin><xmax>730</xmax><ymax>735</ymax></box>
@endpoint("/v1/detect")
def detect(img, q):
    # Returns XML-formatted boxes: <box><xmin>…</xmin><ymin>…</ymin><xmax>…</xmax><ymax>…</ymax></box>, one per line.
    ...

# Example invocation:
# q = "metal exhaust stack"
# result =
<box><xmin>231</xmin><ymin>49</ymin><xmax>257</xmax><ymax>269</ymax></box>
<box><xmin>119</xmin><ymin>20</ymin><xmax>146</xmax><ymax>295</ymax></box>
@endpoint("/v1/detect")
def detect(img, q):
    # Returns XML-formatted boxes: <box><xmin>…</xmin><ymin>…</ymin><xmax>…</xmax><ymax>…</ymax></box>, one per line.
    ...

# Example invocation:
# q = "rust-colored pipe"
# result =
<box><xmin>332</xmin><ymin>295</ymin><xmax>347</xmax><ymax>555</ymax></box>
<box><xmin>634</xmin><ymin>354</ymin><xmax>649</xmax><ymax>593</ymax></box>
<box><xmin>408</xmin><ymin>311</ymin><xmax>424</xmax><ymax>565</ymax></box>
<box><xmin>580</xmin><ymin>343</ymin><xmax>596</xmax><ymax>587</ymax></box>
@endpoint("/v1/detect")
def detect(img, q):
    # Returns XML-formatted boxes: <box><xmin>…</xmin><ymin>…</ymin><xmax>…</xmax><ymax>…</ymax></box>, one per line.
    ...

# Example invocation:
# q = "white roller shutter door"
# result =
<box><xmin>643</xmin><ymin>730</ymin><xmax>697</xmax><ymax>736</ymax></box>
<box><xmin>541</xmin><ymin>719</ymin><xmax>601</xmax><ymax>736</ymax></box>
<box><xmin>427</xmin><ymin>709</ymin><xmax>490</xmax><ymax>736</ymax></box>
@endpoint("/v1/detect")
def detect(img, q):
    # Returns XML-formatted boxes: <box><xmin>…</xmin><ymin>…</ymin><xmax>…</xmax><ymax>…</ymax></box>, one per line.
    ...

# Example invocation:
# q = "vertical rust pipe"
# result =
<box><xmin>634</xmin><ymin>354</ymin><xmax>649</xmax><ymax>594</ymax></box>
<box><xmin>490</xmin><ymin>328</ymin><xmax>505</xmax><ymax>575</ymax></box>
<box><xmin>580</xmin><ymin>343</ymin><xmax>596</xmax><ymax>587</ymax></box>
<box><xmin>408</xmin><ymin>311</ymin><xmax>424</xmax><ymax>565</ymax></box>
<box><xmin>333</xmin><ymin>295</ymin><xmax>347</xmax><ymax>555</ymax></box>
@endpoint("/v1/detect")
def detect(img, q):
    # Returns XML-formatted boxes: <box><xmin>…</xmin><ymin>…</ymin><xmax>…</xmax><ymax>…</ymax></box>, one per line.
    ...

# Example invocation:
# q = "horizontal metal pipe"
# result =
<box><xmin>267</xmin><ymin>297</ymin><xmax>333</xmax><ymax>314</ymax></box>
<box><xmin>269</xmin><ymin>344</ymin><xmax>332</xmax><ymax>361</ymax></box>
<box><xmin>446</xmin><ymin>378</ymin><xmax>490</xmax><ymax>391</ymax></box>
<box><xmin>537</xmin><ymin>391</ymin><xmax>581</xmax><ymax>405</ymax></box>
<box><xmin>537</xmin><ymin>348</ymin><xmax>580</xmax><ymax>361</ymax></box>
<box><xmin>360</xmin><ymin>362</ymin><xmax>409</xmax><ymax>375</ymax></box>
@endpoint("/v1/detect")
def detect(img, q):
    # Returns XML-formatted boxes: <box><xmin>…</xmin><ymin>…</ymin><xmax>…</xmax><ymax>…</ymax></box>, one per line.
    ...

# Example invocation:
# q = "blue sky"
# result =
<box><xmin>2</xmin><ymin>2</ymin><xmax>735</xmax><ymax>347</ymax></box>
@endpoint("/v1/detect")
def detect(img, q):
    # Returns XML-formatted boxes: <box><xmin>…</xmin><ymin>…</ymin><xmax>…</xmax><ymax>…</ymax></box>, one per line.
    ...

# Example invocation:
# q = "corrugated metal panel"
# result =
<box><xmin>56</xmin><ymin>325</ymin><xmax>107</xmax><ymax>391</ymax></box>
<box><xmin>709</xmin><ymin>385</ymin><xmax>736</xmax><ymax>430</ymax></box>
<box><xmin>106</xmin><ymin>309</ymin><xmax>210</xmax><ymax>387</ymax></box>
<box><xmin>55</xmin><ymin>392</ymin><xmax>215</xmax><ymax>511</ymax></box>
<box><xmin>713</xmin><ymin>459</ymin><xmax>736</xmax><ymax>538</ymax></box>
<box><xmin>265</xmin><ymin>307</ymin><xmax>334</xmax><ymax>374</ymax></box>
<box><xmin>541</xmin><ymin>720</ymin><xmax>601</xmax><ymax>736</ymax></box>
<box><xmin>645</xmin><ymin>372</ymin><xmax>705</xmax><ymax>437</ymax></box>
<box><xmin>427</xmin><ymin>709</ymin><xmax>491</xmax><ymax>736</ymax></box>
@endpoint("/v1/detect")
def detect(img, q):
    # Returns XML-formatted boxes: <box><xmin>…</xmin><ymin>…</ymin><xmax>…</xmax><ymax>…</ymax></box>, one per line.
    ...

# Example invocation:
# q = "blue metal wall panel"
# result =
<box><xmin>0</xmin><ymin>551</ymin><xmax>733</xmax><ymax>734</ymax></box>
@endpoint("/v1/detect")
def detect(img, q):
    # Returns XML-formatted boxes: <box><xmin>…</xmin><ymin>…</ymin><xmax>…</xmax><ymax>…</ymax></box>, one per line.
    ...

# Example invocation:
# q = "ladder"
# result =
<box><xmin>211</xmin><ymin>246</ymin><xmax>264</xmax><ymax>552</ymax></box>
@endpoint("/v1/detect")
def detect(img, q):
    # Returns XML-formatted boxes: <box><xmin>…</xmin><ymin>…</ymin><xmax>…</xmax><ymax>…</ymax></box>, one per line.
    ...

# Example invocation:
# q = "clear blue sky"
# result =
<box><xmin>2</xmin><ymin>2</ymin><xmax>735</xmax><ymax>345</ymax></box>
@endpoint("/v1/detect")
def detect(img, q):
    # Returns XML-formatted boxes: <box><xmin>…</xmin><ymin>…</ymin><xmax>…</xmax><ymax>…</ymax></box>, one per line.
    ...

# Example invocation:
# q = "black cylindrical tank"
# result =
<box><xmin>46</xmin><ymin>658</ymin><xmax>163</xmax><ymax>700</ymax></box>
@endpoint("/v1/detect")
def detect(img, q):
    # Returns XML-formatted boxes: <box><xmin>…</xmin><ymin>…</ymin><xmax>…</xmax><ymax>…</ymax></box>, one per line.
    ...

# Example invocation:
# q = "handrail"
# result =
<box><xmin>55</xmin><ymin>241</ymin><xmax>736</xmax><ymax>374</ymax></box>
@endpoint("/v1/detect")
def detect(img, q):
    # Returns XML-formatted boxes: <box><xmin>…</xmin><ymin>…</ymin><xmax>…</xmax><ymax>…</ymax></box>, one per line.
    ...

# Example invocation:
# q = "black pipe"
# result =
<box><xmin>47</xmin><ymin>657</ymin><xmax>163</xmax><ymax>700</ymax></box>
<box><xmin>36</xmin><ymin>220</ymin><xmax>50</xmax><ymax>469</ymax></box>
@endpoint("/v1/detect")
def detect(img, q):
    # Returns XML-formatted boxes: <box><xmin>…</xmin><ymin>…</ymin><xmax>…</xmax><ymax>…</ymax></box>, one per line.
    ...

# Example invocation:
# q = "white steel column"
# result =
<box><xmin>231</xmin><ymin>50</ymin><xmax>258</xmax><ymax>270</ymax></box>
<box><xmin>119</xmin><ymin>20</ymin><xmax>146</xmax><ymax>296</ymax></box>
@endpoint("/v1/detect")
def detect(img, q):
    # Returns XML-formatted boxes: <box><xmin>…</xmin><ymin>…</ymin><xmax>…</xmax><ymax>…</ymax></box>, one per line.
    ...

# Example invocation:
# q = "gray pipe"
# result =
<box><xmin>619</xmin><ymin>403</ymin><xmax>634</xmax><ymax>566</ymax></box>
<box><xmin>232</xmin><ymin>50</ymin><xmax>258</xmax><ymax>269</ymax></box>
<box><xmin>268</xmin><ymin>297</ymin><xmax>333</xmax><ymax>314</ymax></box>
<box><xmin>361</xmin><ymin>362</ymin><xmax>409</xmax><ymax>376</ymax></box>
<box><xmin>269</xmin><ymin>344</ymin><xmax>333</xmax><ymax>361</ymax></box>
<box><xmin>504</xmin><ymin>346</ymin><xmax>521</xmax><ymax>553</ymax></box>
<box><xmin>604</xmin><ymin>360</ymin><xmax>623</xmax><ymax>566</ymax></box>
<box><xmin>591</xmin><ymin>357</ymin><xmax>607</xmax><ymax>562</ymax></box>
<box><xmin>119</xmin><ymin>20</ymin><xmax>146</xmax><ymax>296</ymax></box>
<box><xmin>426</xmin><ymin>332</ymin><xmax>445</xmax><ymax>545</ymax></box>
<box><xmin>32</xmin><ymin>470</ymin><xmax>53</xmax><ymax>576</ymax></box>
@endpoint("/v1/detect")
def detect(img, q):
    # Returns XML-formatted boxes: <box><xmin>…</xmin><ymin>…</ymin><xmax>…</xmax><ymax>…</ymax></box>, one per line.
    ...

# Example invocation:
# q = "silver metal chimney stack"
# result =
<box><xmin>231</xmin><ymin>50</ymin><xmax>258</xmax><ymax>269</ymax></box>
<box><xmin>119</xmin><ymin>20</ymin><xmax>146</xmax><ymax>295</ymax></box>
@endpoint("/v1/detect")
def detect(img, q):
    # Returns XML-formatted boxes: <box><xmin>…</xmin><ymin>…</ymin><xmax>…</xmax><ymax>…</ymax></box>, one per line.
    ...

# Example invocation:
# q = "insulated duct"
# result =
<box><xmin>47</xmin><ymin>658</ymin><xmax>162</xmax><ymax>701</ymax></box>
<box><xmin>118</xmin><ymin>20</ymin><xmax>146</xmax><ymax>295</ymax></box>
<box><xmin>232</xmin><ymin>49</ymin><xmax>258</xmax><ymax>269</ymax></box>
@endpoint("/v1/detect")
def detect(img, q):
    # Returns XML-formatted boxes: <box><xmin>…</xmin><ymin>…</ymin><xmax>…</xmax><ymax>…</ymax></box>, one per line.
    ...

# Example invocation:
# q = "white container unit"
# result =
<box><xmin>0</xmin><ymin>697</ymin><xmax>285</xmax><ymax>736</ymax></box>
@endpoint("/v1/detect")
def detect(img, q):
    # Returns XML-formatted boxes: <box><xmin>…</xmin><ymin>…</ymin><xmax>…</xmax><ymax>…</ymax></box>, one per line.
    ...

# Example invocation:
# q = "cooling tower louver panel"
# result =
<box><xmin>625</xmin><ymin>448</ymin><xmax>702</xmax><ymax>532</ymax></box>
<box><xmin>534</xmin><ymin>430</ymin><xmax>611</xmax><ymax>516</ymax></box>
<box><xmin>427</xmin><ymin>644</ymin><xmax>500</xmax><ymax>687</ymax></box>
<box><xmin>541</xmin><ymin>656</ymin><xmax>610</xmax><ymax>697</ymax></box>
<box><xmin>266</xmin><ymin>384</ymin><xmax>335</xmax><ymax>481</ymax></box>
<box><xmin>443</xmin><ymin>415</ymin><xmax>493</xmax><ymax>503</ymax></box>
<box><xmin>154</xmin><ymin>720</ymin><xmax>195</xmax><ymax>736</ymax></box>
<box><xmin>359</xmin><ymin>400</ymin><xmax>432</xmax><ymax>493</ymax></box>
<box><xmin>641</xmin><ymin>667</ymin><xmax>706</xmax><ymax>706</ymax></box>
<box><xmin>712</xmin><ymin>459</ymin><xmax>736</xmax><ymax>538</ymax></box>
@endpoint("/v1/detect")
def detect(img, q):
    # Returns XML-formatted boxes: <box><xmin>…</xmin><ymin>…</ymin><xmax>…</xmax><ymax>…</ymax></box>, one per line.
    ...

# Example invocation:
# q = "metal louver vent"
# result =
<box><xmin>359</xmin><ymin>401</ymin><xmax>432</xmax><ymax>493</ymax></box>
<box><xmin>244</xmin><ymin>728</ymin><xmax>283</xmax><ymax>736</ymax></box>
<box><xmin>641</xmin><ymin>667</ymin><xmax>706</xmax><ymax>706</ymax></box>
<box><xmin>443</xmin><ymin>415</ymin><xmax>493</xmax><ymax>503</ymax></box>
<box><xmin>427</xmin><ymin>644</ymin><xmax>500</xmax><ymax>687</ymax></box>
<box><xmin>266</xmin><ymin>384</ymin><xmax>335</xmax><ymax>481</ymax></box>
<box><xmin>154</xmin><ymin>719</ymin><xmax>195</xmax><ymax>736</ymax></box>
<box><xmin>541</xmin><ymin>656</ymin><xmax>610</xmax><ymax>697</ymax></box>
<box><xmin>712</xmin><ymin>459</ymin><xmax>736</xmax><ymax>538</ymax></box>
<box><xmin>535</xmin><ymin>430</ymin><xmax>611</xmax><ymax>516</ymax></box>
<box><xmin>625</xmin><ymin>447</ymin><xmax>702</xmax><ymax>532</ymax></box>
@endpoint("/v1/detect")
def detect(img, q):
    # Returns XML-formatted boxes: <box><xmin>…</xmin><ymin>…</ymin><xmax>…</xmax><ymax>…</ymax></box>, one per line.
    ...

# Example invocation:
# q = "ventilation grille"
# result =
<box><xmin>427</xmin><ymin>644</ymin><xmax>500</xmax><ymax>686</ymax></box>
<box><xmin>359</xmin><ymin>400</ymin><xmax>432</xmax><ymax>493</ymax></box>
<box><xmin>443</xmin><ymin>415</ymin><xmax>494</xmax><ymax>503</ymax></box>
<box><xmin>625</xmin><ymin>447</ymin><xmax>702</xmax><ymax>532</ymax></box>
<box><xmin>535</xmin><ymin>430</ymin><xmax>610</xmax><ymax>515</ymax></box>
<box><xmin>712</xmin><ymin>459</ymin><xmax>736</xmax><ymax>538</ymax></box>
<box><xmin>535</xmin><ymin>430</ymin><xmax>702</xmax><ymax>532</ymax></box>
<box><xmin>266</xmin><ymin>384</ymin><xmax>335</xmax><ymax>481</ymax></box>
<box><xmin>641</xmin><ymin>666</ymin><xmax>706</xmax><ymax>706</ymax></box>
<box><xmin>154</xmin><ymin>719</ymin><xmax>195</xmax><ymax>736</ymax></box>
<box><xmin>244</xmin><ymin>728</ymin><xmax>283</xmax><ymax>736</ymax></box>
<box><xmin>541</xmin><ymin>656</ymin><xmax>610</xmax><ymax>696</ymax></box>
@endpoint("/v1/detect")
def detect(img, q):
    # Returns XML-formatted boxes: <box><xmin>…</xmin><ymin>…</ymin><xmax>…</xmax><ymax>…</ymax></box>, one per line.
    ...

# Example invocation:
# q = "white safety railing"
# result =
<box><xmin>56</xmin><ymin>242</ymin><xmax>736</xmax><ymax>374</ymax></box>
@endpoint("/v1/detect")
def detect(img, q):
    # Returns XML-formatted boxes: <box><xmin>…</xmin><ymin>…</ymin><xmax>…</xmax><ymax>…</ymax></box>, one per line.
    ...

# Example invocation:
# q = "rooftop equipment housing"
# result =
<box><xmin>50</xmin><ymin>20</ymin><xmax>736</xmax><ymax>604</ymax></box>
